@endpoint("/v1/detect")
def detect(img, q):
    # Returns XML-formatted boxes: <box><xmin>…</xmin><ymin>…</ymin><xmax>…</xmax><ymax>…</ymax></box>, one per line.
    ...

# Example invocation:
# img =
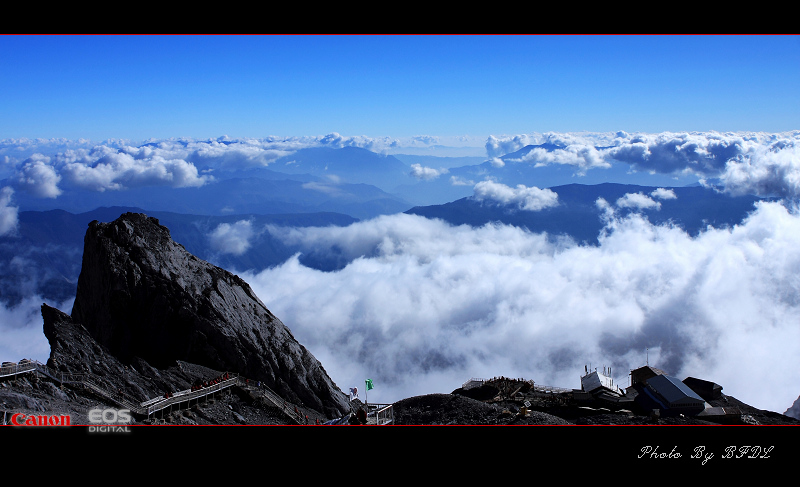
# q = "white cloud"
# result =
<box><xmin>13</xmin><ymin>155</ymin><xmax>62</xmax><ymax>198</ymax></box>
<box><xmin>0</xmin><ymin>134</ymin><xmax>437</xmax><ymax>195</ymax></box>
<box><xmin>0</xmin><ymin>137</ymin><xmax>112</xmax><ymax>162</ymax></box>
<box><xmin>208</xmin><ymin>220</ymin><xmax>256</xmax><ymax>256</ymax></box>
<box><xmin>650</xmin><ymin>188</ymin><xmax>677</xmax><ymax>200</ymax></box>
<box><xmin>450</xmin><ymin>176</ymin><xmax>475</xmax><ymax>186</ymax></box>
<box><xmin>0</xmin><ymin>186</ymin><xmax>19</xmax><ymax>236</ymax></box>
<box><xmin>8</xmin><ymin>132</ymin><xmax>799</xmax><ymax>198</ymax></box>
<box><xmin>603</xmin><ymin>131</ymin><xmax>800</xmax><ymax>198</ymax></box>
<box><xmin>616</xmin><ymin>192</ymin><xmax>661</xmax><ymax>211</ymax></box>
<box><xmin>716</xmin><ymin>141</ymin><xmax>800</xmax><ymax>197</ymax></box>
<box><xmin>409</xmin><ymin>135</ymin><xmax>439</xmax><ymax>146</ymax></box>
<box><xmin>605</xmin><ymin>131</ymin><xmax>747</xmax><ymax>173</ymax></box>
<box><xmin>485</xmin><ymin>134</ymin><xmax>537</xmax><ymax>158</ymax></box>
<box><xmin>59</xmin><ymin>149</ymin><xmax>211</xmax><ymax>192</ymax></box>
<box><xmin>484</xmin><ymin>132</ymin><xmax>621</xmax><ymax>159</ymax></box>
<box><xmin>472</xmin><ymin>180</ymin><xmax>559</xmax><ymax>211</ymax></box>
<box><xmin>241</xmin><ymin>202</ymin><xmax>800</xmax><ymax>414</ymax></box>
<box><xmin>484</xmin><ymin>131</ymin><xmax>800</xmax><ymax>198</ymax></box>
<box><xmin>507</xmin><ymin>145</ymin><xmax>611</xmax><ymax>174</ymax></box>
<box><xmin>489</xmin><ymin>157</ymin><xmax>505</xmax><ymax>168</ymax></box>
<box><xmin>301</xmin><ymin>181</ymin><xmax>346</xmax><ymax>196</ymax></box>
<box><xmin>409</xmin><ymin>163</ymin><xmax>448</xmax><ymax>181</ymax></box>
<box><xmin>187</xmin><ymin>141</ymin><xmax>291</xmax><ymax>170</ymax></box>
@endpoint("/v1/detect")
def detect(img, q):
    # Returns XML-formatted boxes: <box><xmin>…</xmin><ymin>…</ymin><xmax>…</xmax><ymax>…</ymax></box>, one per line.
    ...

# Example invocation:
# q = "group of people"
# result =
<box><xmin>190</xmin><ymin>372</ymin><xmax>232</xmax><ymax>392</ymax></box>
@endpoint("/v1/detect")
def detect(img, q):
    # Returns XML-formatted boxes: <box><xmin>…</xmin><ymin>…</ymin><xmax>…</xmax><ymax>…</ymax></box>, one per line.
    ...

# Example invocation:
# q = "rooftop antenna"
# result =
<box><xmin>646</xmin><ymin>347</ymin><xmax>649</xmax><ymax>366</ymax></box>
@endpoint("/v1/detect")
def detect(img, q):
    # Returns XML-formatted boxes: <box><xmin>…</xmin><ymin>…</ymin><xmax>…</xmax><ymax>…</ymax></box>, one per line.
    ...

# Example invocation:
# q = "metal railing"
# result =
<box><xmin>462</xmin><ymin>378</ymin><xmax>487</xmax><ymax>390</ymax></box>
<box><xmin>145</xmin><ymin>376</ymin><xmax>240</xmax><ymax>417</ymax></box>
<box><xmin>532</xmin><ymin>384</ymin><xmax>572</xmax><ymax>394</ymax></box>
<box><xmin>366</xmin><ymin>403</ymin><xmax>394</xmax><ymax>425</ymax></box>
<box><xmin>0</xmin><ymin>360</ymin><xmax>39</xmax><ymax>379</ymax></box>
<box><xmin>237</xmin><ymin>379</ymin><xmax>311</xmax><ymax>424</ymax></box>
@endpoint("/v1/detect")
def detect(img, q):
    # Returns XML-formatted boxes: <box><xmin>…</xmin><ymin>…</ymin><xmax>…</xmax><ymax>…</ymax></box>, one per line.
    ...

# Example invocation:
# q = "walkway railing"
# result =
<box><xmin>366</xmin><ymin>403</ymin><xmax>394</xmax><ymax>425</ymax></box>
<box><xmin>144</xmin><ymin>375</ymin><xmax>240</xmax><ymax>417</ymax></box>
<box><xmin>236</xmin><ymin>379</ymin><xmax>305</xmax><ymax>424</ymax></box>
<box><xmin>1</xmin><ymin>361</ymin><xmax>40</xmax><ymax>379</ymax></box>
<box><xmin>532</xmin><ymin>384</ymin><xmax>572</xmax><ymax>394</ymax></box>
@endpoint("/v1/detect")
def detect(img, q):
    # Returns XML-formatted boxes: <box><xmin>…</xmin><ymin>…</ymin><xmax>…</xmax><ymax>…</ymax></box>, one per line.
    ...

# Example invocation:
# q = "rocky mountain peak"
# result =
<box><xmin>66</xmin><ymin>212</ymin><xmax>349</xmax><ymax>418</ymax></box>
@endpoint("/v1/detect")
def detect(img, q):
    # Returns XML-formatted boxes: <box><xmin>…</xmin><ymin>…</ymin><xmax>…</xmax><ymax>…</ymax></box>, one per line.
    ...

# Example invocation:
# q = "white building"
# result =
<box><xmin>580</xmin><ymin>366</ymin><xmax>624</xmax><ymax>396</ymax></box>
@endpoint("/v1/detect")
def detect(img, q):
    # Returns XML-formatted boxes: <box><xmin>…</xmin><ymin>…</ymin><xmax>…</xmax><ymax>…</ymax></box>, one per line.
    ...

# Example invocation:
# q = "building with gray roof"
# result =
<box><xmin>644</xmin><ymin>375</ymin><xmax>707</xmax><ymax>416</ymax></box>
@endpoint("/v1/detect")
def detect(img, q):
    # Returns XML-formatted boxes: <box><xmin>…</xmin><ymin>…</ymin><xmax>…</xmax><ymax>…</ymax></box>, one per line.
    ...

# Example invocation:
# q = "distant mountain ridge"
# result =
<box><xmin>4</xmin><ymin>144</ymin><xmax>715</xmax><ymax>220</ymax></box>
<box><xmin>392</xmin><ymin>143</ymin><xmax>705</xmax><ymax>207</ymax></box>
<box><xmin>5</xmin><ymin>146</ymin><xmax>419</xmax><ymax>220</ymax></box>
<box><xmin>273</xmin><ymin>146</ymin><xmax>411</xmax><ymax>191</ymax></box>
<box><xmin>406</xmin><ymin>182</ymin><xmax>775</xmax><ymax>245</ymax></box>
<box><xmin>8</xmin><ymin>175</ymin><xmax>411</xmax><ymax>221</ymax></box>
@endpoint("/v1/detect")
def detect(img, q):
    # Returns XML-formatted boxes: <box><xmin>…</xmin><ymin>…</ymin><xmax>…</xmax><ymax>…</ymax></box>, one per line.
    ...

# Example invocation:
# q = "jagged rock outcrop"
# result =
<box><xmin>42</xmin><ymin>303</ymin><xmax>210</xmax><ymax>404</ymax></box>
<box><xmin>66</xmin><ymin>212</ymin><xmax>349</xmax><ymax>418</ymax></box>
<box><xmin>786</xmin><ymin>394</ymin><xmax>800</xmax><ymax>420</ymax></box>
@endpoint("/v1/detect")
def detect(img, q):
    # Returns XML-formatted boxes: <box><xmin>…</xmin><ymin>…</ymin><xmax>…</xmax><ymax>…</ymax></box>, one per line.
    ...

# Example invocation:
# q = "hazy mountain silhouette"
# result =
<box><xmin>406</xmin><ymin>183</ymin><xmax>774</xmax><ymax>245</ymax></box>
<box><xmin>8</xmin><ymin>174</ymin><xmax>411</xmax><ymax>221</ymax></box>
<box><xmin>273</xmin><ymin>146</ymin><xmax>411</xmax><ymax>192</ymax></box>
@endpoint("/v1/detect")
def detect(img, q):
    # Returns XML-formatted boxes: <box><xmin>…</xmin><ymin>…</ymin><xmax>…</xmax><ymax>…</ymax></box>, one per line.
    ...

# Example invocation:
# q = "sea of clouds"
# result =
<box><xmin>237</xmin><ymin>200</ymin><xmax>800</xmax><ymax>413</ymax></box>
<box><xmin>2</xmin><ymin>130</ymin><xmax>800</xmax><ymax>414</ymax></box>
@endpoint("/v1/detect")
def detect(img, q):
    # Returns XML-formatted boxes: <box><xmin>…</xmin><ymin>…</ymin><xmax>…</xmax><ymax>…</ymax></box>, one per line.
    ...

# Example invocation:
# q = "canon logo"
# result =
<box><xmin>10</xmin><ymin>413</ymin><xmax>71</xmax><ymax>426</ymax></box>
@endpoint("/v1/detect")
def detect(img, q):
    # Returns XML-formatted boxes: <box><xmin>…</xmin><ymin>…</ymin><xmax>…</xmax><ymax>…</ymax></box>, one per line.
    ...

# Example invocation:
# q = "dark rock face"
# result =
<box><xmin>785</xmin><ymin>394</ymin><xmax>800</xmax><ymax>420</ymax></box>
<box><xmin>42</xmin><ymin>303</ymin><xmax>216</xmax><ymax>405</ymax></box>
<box><xmin>68</xmin><ymin>212</ymin><xmax>349</xmax><ymax>418</ymax></box>
<box><xmin>392</xmin><ymin>393</ymin><xmax>573</xmax><ymax>425</ymax></box>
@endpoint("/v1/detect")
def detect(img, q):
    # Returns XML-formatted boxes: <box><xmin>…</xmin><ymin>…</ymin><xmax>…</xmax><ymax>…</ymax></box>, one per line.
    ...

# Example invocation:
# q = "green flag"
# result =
<box><xmin>365</xmin><ymin>379</ymin><xmax>374</xmax><ymax>390</ymax></box>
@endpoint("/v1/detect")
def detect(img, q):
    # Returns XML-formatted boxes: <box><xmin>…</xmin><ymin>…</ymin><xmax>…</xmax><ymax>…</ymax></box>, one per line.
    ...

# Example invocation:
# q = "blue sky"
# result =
<box><xmin>2</xmin><ymin>34</ymin><xmax>798</xmax><ymax>142</ymax></box>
